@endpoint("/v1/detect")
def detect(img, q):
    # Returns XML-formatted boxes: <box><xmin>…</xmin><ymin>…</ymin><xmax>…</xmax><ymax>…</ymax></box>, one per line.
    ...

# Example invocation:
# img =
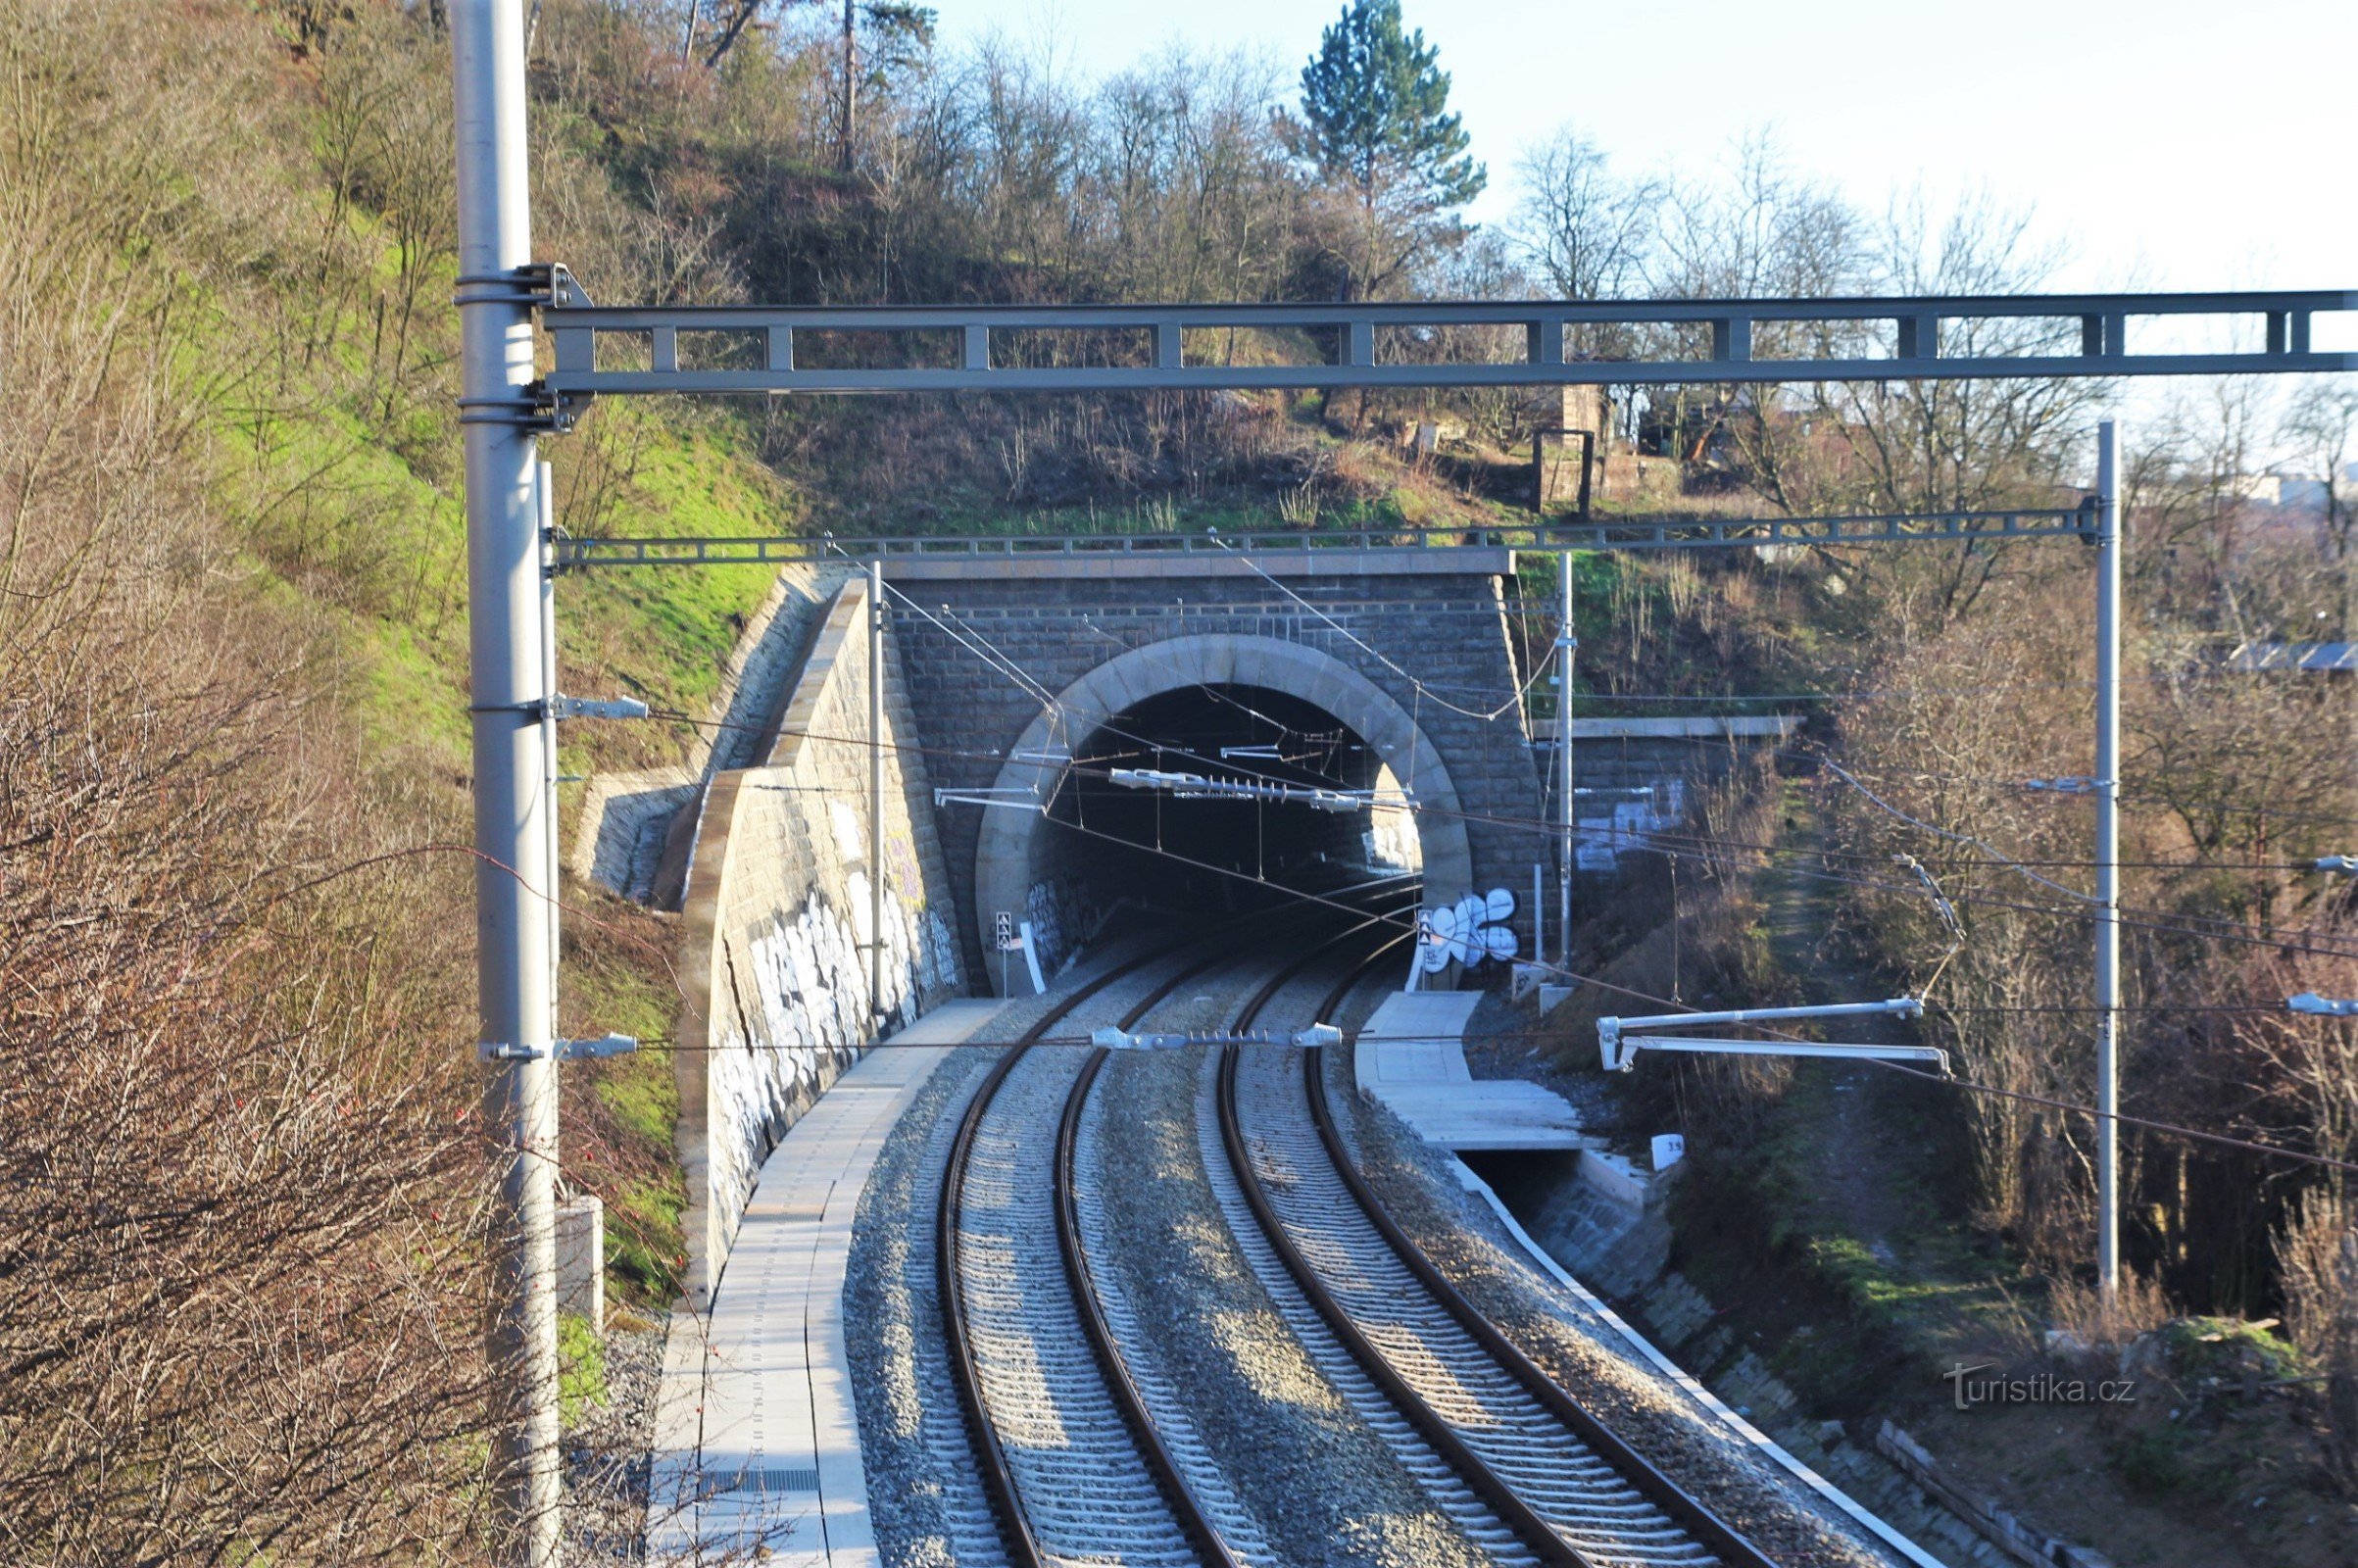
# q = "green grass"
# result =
<box><xmin>558</xmin><ymin>1312</ymin><xmax>608</xmax><ymax>1429</ymax></box>
<box><xmin>180</xmin><ymin>240</ymin><xmax>793</xmax><ymax>779</ymax></box>
<box><xmin>2161</xmin><ymin>1316</ymin><xmax>2303</xmax><ymax>1379</ymax></box>
<box><xmin>559</xmin><ymin>903</ymin><xmax>691</xmax><ymax>1305</ymax></box>
<box><xmin>606</xmin><ymin>1176</ymin><xmax>689</xmax><ymax>1306</ymax></box>
<box><xmin>161</xmin><ymin>195</ymin><xmax>794</xmax><ymax>1319</ymax></box>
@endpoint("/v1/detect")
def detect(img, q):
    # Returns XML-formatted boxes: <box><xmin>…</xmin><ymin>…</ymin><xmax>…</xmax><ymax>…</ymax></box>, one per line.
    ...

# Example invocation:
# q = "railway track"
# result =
<box><xmin>938</xmin><ymin>881</ymin><xmax>1418</xmax><ymax>1567</ymax></box>
<box><xmin>938</xmin><ymin>938</ymin><xmax>1232</xmax><ymax>1567</ymax></box>
<box><xmin>941</xmin><ymin>898</ymin><xmax>1401</xmax><ymax>1566</ymax></box>
<box><xmin>1214</xmin><ymin>940</ymin><xmax>1781</xmax><ymax>1568</ymax></box>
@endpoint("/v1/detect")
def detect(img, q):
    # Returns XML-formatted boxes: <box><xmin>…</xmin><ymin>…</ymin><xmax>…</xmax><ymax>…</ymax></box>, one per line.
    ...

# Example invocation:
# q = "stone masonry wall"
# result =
<box><xmin>673</xmin><ymin>577</ymin><xmax>965</xmax><ymax>1307</ymax></box>
<box><xmin>890</xmin><ymin>568</ymin><xmax>1546</xmax><ymax>981</ymax></box>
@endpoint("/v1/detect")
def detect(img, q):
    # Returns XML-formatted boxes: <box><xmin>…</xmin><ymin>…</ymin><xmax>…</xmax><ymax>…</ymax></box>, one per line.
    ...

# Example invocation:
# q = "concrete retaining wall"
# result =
<box><xmin>569</xmin><ymin>565</ymin><xmax>842</xmax><ymax>905</ymax></box>
<box><xmin>672</xmin><ymin>575</ymin><xmax>966</xmax><ymax>1307</ymax></box>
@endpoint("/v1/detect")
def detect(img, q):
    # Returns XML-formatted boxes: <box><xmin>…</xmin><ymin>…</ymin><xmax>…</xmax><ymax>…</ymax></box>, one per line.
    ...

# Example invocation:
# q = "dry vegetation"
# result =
<box><xmin>1559</xmin><ymin>500</ymin><xmax>2358</xmax><ymax>1511</ymax></box>
<box><xmin>0</xmin><ymin>8</ymin><xmax>488</xmax><ymax>1555</ymax></box>
<box><xmin>0</xmin><ymin>1</ymin><xmax>760</xmax><ymax>1556</ymax></box>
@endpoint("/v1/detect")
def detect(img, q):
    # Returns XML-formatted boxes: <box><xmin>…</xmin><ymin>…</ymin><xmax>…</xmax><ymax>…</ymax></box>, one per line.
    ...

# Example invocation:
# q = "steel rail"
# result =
<box><xmin>1217</xmin><ymin>939</ymin><xmax>1594</xmax><ymax>1566</ymax></box>
<box><xmin>1051</xmin><ymin>944</ymin><xmax>1263</xmax><ymax>1568</ymax></box>
<box><xmin>936</xmin><ymin>943</ymin><xmax>1171</xmax><ymax>1568</ymax></box>
<box><xmin>1298</xmin><ymin>1038</ymin><xmax>1778</xmax><ymax>1568</ymax></box>
<box><xmin>939</xmin><ymin>880</ymin><xmax>1416</xmax><ymax>1566</ymax></box>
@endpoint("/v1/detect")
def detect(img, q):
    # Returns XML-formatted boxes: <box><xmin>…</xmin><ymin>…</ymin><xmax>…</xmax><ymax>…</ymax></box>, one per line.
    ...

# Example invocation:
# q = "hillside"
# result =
<box><xmin>6</xmin><ymin>1</ymin><xmax>2354</xmax><ymax>1561</ymax></box>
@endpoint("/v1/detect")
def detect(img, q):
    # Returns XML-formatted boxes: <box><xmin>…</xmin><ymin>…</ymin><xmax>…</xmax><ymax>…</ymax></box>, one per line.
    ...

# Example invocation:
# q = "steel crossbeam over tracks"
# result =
<box><xmin>506</xmin><ymin>264</ymin><xmax>2353</xmax><ymax>424</ymax></box>
<box><xmin>550</xmin><ymin>506</ymin><xmax>2100</xmax><ymax>570</ymax></box>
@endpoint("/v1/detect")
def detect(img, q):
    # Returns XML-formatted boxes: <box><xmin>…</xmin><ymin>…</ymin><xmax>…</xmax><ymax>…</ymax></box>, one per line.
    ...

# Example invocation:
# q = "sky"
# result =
<box><xmin>931</xmin><ymin>0</ymin><xmax>2356</xmax><ymax>350</ymax></box>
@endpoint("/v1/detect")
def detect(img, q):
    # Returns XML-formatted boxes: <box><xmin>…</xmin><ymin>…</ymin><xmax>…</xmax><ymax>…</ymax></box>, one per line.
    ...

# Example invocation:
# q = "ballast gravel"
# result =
<box><xmin>842</xmin><ymin>932</ymin><xmax>1234</xmax><ymax>1568</ymax></box>
<box><xmin>843</xmin><ymin>1043</ymin><xmax>1008</xmax><ymax>1568</ymax></box>
<box><xmin>1092</xmin><ymin>1026</ymin><xmax>1491</xmax><ymax>1565</ymax></box>
<box><xmin>1321</xmin><ymin>1032</ymin><xmax>1909</xmax><ymax>1568</ymax></box>
<box><xmin>844</xmin><ymin>931</ymin><xmax>1916</xmax><ymax>1567</ymax></box>
<box><xmin>564</xmin><ymin>1314</ymin><xmax>666</xmax><ymax>1565</ymax></box>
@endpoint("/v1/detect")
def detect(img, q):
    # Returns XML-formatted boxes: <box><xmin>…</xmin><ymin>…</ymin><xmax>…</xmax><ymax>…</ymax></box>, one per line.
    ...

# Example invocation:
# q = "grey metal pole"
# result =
<box><xmin>870</xmin><ymin>560</ymin><xmax>887</xmax><ymax>1031</ymax></box>
<box><xmin>540</xmin><ymin>462</ymin><xmax>561</xmax><ymax>1048</ymax></box>
<box><xmin>452</xmin><ymin>5</ymin><xmax>562</xmax><ymax>1563</ymax></box>
<box><xmin>2095</xmin><ymin>419</ymin><xmax>2124</xmax><ymax>1303</ymax></box>
<box><xmin>1557</xmin><ymin>553</ymin><xmax>1576</xmax><ymax>970</ymax></box>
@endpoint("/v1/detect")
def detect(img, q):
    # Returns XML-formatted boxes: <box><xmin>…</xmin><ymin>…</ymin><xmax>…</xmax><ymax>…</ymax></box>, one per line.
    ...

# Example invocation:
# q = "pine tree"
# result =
<box><xmin>1298</xmin><ymin>0</ymin><xmax>1485</xmax><ymax>218</ymax></box>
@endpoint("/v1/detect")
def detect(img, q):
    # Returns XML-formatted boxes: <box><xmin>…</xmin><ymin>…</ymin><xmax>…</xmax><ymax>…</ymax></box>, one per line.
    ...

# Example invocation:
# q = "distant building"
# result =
<box><xmin>2229</xmin><ymin>470</ymin><xmax>2332</xmax><ymax>512</ymax></box>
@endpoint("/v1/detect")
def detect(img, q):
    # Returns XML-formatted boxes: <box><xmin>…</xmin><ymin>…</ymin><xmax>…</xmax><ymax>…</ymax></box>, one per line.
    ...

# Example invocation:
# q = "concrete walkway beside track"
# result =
<box><xmin>1354</xmin><ymin>990</ymin><xmax>1594</xmax><ymax>1150</ymax></box>
<box><xmin>648</xmin><ymin>999</ymin><xmax>1005</xmax><ymax>1566</ymax></box>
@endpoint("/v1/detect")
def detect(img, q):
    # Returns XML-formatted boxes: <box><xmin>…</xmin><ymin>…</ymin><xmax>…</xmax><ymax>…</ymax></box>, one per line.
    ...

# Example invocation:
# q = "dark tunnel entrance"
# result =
<box><xmin>1037</xmin><ymin>684</ymin><xmax>1424</xmax><ymax>927</ymax></box>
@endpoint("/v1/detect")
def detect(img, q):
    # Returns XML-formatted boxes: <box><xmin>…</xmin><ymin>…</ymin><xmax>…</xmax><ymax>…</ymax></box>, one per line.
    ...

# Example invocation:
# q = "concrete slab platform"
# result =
<box><xmin>1354</xmin><ymin>990</ymin><xmax>1594</xmax><ymax>1152</ymax></box>
<box><xmin>648</xmin><ymin>998</ymin><xmax>1006</xmax><ymax>1565</ymax></box>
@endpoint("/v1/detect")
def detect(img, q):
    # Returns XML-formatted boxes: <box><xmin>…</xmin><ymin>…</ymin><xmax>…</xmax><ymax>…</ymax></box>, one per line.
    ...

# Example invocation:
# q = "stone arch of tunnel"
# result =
<box><xmin>971</xmin><ymin>634</ymin><xmax>1475</xmax><ymax>990</ymax></box>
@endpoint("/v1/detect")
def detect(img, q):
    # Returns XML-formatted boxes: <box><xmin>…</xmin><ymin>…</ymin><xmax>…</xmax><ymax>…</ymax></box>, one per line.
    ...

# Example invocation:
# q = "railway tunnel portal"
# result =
<box><xmin>885</xmin><ymin>547</ymin><xmax>1546</xmax><ymax>990</ymax></box>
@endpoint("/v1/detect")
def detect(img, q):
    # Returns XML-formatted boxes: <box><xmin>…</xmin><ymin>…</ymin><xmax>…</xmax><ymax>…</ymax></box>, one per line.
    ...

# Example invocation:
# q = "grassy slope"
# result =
<box><xmin>179</xmin><ymin>127</ymin><xmax>788</xmax><ymax>1312</ymax></box>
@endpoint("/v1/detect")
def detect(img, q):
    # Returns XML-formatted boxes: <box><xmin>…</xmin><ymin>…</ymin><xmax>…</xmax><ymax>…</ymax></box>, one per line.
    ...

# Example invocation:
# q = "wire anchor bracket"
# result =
<box><xmin>544</xmin><ymin>694</ymin><xmax>650</xmax><ymax>721</ymax></box>
<box><xmin>1597</xmin><ymin>998</ymin><xmax>1939</xmax><ymax>1073</ymax></box>
<box><xmin>477</xmin><ymin>1033</ymin><xmax>640</xmax><ymax>1063</ymax></box>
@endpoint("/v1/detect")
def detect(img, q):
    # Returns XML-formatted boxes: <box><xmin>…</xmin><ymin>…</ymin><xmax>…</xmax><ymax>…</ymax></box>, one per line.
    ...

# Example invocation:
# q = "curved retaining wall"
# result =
<box><xmin>672</xmin><ymin>574</ymin><xmax>966</xmax><ymax>1307</ymax></box>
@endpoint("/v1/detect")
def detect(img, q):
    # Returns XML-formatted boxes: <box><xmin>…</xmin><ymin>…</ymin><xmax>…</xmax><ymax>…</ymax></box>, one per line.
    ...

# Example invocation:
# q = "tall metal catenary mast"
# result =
<box><xmin>451</xmin><ymin>4</ymin><xmax>561</xmax><ymax>1563</ymax></box>
<box><xmin>1557</xmin><ymin>554</ymin><xmax>1576</xmax><ymax>968</ymax></box>
<box><xmin>2094</xmin><ymin>420</ymin><xmax>2124</xmax><ymax>1301</ymax></box>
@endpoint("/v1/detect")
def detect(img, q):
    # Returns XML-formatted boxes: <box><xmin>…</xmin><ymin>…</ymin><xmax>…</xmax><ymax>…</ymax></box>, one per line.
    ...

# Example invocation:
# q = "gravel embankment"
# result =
<box><xmin>1323</xmin><ymin>1019</ymin><xmax>1910</xmax><ymax>1568</ymax></box>
<box><xmin>843</xmin><ymin>1044</ymin><xmax>1008</xmax><ymax>1568</ymax></box>
<box><xmin>565</xmin><ymin>1313</ymin><xmax>668</xmax><ymax>1565</ymax></box>
<box><xmin>852</xmin><ymin>933</ymin><xmax>1895</xmax><ymax>1568</ymax></box>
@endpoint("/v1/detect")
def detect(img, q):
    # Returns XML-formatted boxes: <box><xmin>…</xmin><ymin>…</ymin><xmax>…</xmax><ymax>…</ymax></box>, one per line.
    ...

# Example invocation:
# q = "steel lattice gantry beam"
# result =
<box><xmin>549</xmin><ymin>506</ymin><xmax>2099</xmax><ymax>570</ymax></box>
<box><xmin>508</xmin><ymin>267</ymin><xmax>2354</xmax><ymax>422</ymax></box>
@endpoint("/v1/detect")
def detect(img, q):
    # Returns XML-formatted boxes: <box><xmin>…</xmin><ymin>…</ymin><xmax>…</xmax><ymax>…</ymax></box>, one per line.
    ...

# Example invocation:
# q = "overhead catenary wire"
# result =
<box><xmin>867</xmin><ymin>576</ymin><xmax>2358</xmax><ymax>892</ymax></box>
<box><xmin>639</xmin><ymin>699</ymin><xmax>2358</xmax><ymax>963</ymax></box>
<box><xmin>1811</xmin><ymin>758</ymin><xmax>2103</xmax><ymax>905</ymax></box>
<box><xmin>1632</xmin><ymin>834</ymin><xmax>2358</xmax><ymax>963</ymax></box>
<box><xmin>802</xmin><ymin>564</ymin><xmax>2358</xmax><ymax>847</ymax></box>
<box><xmin>427</xmin><ymin>752</ymin><xmax>2358</xmax><ymax>1181</ymax></box>
<box><xmin>1204</xmin><ymin>532</ymin><xmax>1542</xmax><ymax>722</ymax></box>
<box><xmin>633</xmin><ymin>550</ymin><xmax>2358</xmax><ymax>973</ymax></box>
<box><xmin>664</xmin><ymin>687</ymin><xmax>2337</xmax><ymax>881</ymax></box>
<box><xmin>589</xmin><ymin>831</ymin><xmax>2358</xmax><ymax>1181</ymax></box>
<box><xmin>518</xmin><ymin>541</ymin><xmax>2358</xmax><ymax>1248</ymax></box>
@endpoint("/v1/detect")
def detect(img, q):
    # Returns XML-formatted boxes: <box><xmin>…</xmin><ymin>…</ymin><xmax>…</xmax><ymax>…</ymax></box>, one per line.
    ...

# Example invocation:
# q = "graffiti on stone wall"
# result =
<box><xmin>1023</xmin><ymin>874</ymin><xmax>1098</xmax><ymax>979</ymax></box>
<box><xmin>707</xmin><ymin>881</ymin><xmax>960</xmax><ymax>1229</ymax></box>
<box><xmin>1575</xmin><ymin>779</ymin><xmax>1688</xmax><ymax>871</ymax></box>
